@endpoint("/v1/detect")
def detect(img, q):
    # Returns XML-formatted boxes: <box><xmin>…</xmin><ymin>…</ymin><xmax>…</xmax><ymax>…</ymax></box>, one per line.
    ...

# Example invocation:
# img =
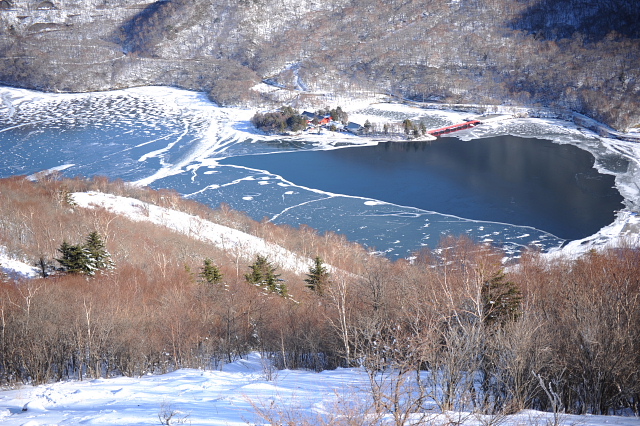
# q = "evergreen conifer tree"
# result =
<box><xmin>305</xmin><ymin>256</ymin><xmax>330</xmax><ymax>296</ymax></box>
<box><xmin>329</xmin><ymin>106</ymin><xmax>348</xmax><ymax>124</ymax></box>
<box><xmin>200</xmin><ymin>258</ymin><xmax>223</xmax><ymax>285</ymax></box>
<box><xmin>481</xmin><ymin>271</ymin><xmax>523</xmax><ymax>327</ymax></box>
<box><xmin>245</xmin><ymin>255</ymin><xmax>287</xmax><ymax>297</ymax></box>
<box><xmin>56</xmin><ymin>240</ymin><xmax>96</xmax><ymax>275</ymax></box>
<box><xmin>84</xmin><ymin>231</ymin><xmax>114</xmax><ymax>271</ymax></box>
<box><xmin>56</xmin><ymin>232</ymin><xmax>113</xmax><ymax>276</ymax></box>
<box><xmin>273</xmin><ymin>279</ymin><xmax>288</xmax><ymax>298</ymax></box>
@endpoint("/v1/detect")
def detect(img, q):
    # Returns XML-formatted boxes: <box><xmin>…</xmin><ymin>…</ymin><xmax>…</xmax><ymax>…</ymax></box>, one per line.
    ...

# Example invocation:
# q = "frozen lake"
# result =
<box><xmin>0</xmin><ymin>86</ymin><xmax>636</xmax><ymax>258</ymax></box>
<box><xmin>219</xmin><ymin>136</ymin><xmax>623</xmax><ymax>241</ymax></box>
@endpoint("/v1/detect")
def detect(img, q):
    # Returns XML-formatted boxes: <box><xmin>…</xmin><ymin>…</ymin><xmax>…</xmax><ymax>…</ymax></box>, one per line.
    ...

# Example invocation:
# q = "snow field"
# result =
<box><xmin>0</xmin><ymin>247</ymin><xmax>39</xmax><ymax>280</ymax></box>
<box><xmin>1</xmin><ymin>353</ymin><xmax>639</xmax><ymax>426</ymax></box>
<box><xmin>0</xmin><ymin>353</ymin><xmax>366</xmax><ymax>426</ymax></box>
<box><xmin>72</xmin><ymin>191</ymin><xmax>316</xmax><ymax>275</ymax></box>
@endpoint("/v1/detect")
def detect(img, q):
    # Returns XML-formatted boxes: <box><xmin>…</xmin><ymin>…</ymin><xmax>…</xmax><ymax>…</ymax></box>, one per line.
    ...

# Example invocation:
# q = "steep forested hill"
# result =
<box><xmin>0</xmin><ymin>0</ymin><xmax>638</xmax><ymax>130</ymax></box>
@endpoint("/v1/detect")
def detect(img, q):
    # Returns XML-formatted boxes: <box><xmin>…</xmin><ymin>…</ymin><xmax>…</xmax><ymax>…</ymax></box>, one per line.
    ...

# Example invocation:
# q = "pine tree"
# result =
<box><xmin>245</xmin><ymin>255</ymin><xmax>287</xmax><ymax>297</ymax></box>
<box><xmin>245</xmin><ymin>255</ymin><xmax>267</xmax><ymax>286</ymax></box>
<box><xmin>481</xmin><ymin>271</ymin><xmax>523</xmax><ymax>327</ymax></box>
<box><xmin>402</xmin><ymin>119</ymin><xmax>414</xmax><ymax>134</ymax></box>
<box><xmin>305</xmin><ymin>256</ymin><xmax>330</xmax><ymax>296</ymax></box>
<box><xmin>200</xmin><ymin>258</ymin><xmax>223</xmax><ymax>285</ymax></box>
<box><xmin>56</xmin><ymin>232</ymin><xmax>113</xmax><ymax>276</ymax></box>
<box><xmin>330</xmin><ymin>106</ymin><xmax>348</xmax><ymax>124</ymax></box>
<box><xmin>84</xmin><ymin>231</ymin><xmax>114</xmax><ymax>271</ymax></box>
<box><xmin>273</xmin><ymin>279</ymin><xmax>288</xmax><ymax>298</ymax></box>
<box><xmin>56</xmin><ymin>240</ymin><xmax>96</xmax><ymax>275</ymax></box>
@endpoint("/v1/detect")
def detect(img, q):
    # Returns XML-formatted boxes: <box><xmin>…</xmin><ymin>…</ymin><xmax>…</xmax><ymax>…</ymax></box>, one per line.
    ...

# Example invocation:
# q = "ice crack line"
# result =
<box><xmin>269</xmin><ymin>196</ymin><xmax>334</xmax><ymax>222</ymax></box>
<box><xmin>133</xmin><ymin>119</ymin><xmax>193</xmax><ymax>186</ymax></box>
<box><xmin>183</xmin><ymin>175</ymin><xmax>264</xmax><ymax>198</ymax></box>
<box><xmin>138</xmin><ymin>119</ymin><xmax>190</xmax><ymax>163</ymax></box>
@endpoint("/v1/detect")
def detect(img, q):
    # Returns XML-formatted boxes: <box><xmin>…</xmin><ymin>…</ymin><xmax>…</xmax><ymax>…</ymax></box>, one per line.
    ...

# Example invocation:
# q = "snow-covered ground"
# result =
<box><xmin>0</xmin><ymin>247</ymin><xmax>39</xmax><ymax>280</ymax></box>
<box><xmin>0</xmin><ymin>353</ymin><xmax>637</xmax><ymax>426</ymax></box>
<box><xmin>72</xmin><ymin>191</ymin><xmax>317</xmax><ymax>275</ymax></box>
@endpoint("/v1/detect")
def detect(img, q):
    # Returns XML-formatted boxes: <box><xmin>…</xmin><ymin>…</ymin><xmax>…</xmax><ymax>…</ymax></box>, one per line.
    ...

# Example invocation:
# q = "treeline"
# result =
<box><xmin>251</xmin><ymin>105</ymin><xmax>349</xmax><ymax>134</ymax></box>
<box><xmin>0</xmin><ymin>176</ymin><xmax>639</xmax><ymax>417</ymax></box>
<box><xmin>251</xmin><ymin>106</ymin><xmax>308</xmax><ymax>134</ymax></box>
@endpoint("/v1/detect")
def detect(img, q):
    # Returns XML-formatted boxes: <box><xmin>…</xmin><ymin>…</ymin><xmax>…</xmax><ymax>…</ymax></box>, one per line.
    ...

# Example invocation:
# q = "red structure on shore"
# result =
<box><xmin>427</xmin><ymin>120</ymin><xmax>481</xmax><ymax>136</ymax></box>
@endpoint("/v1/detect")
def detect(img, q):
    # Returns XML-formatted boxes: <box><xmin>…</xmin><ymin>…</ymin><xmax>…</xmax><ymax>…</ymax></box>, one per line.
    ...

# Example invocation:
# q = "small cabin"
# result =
<box><xmin>302</xmin><ymin>112</ymin><xmax>332</xmax><ymax>126</ymax></box>
<box><xmin>301</xmin><ymin>111</ymin><xmax>316</xmax><ymax>121</ymax></box>
<box><xmin>318</xmin><ymin>115</ymin><xmax>331</xmax><ymax>125</ymax></box>
<box><xmin>345</xmin><ymin>122</ymin><xmax>363</xmax><ymax>134</ymax></box>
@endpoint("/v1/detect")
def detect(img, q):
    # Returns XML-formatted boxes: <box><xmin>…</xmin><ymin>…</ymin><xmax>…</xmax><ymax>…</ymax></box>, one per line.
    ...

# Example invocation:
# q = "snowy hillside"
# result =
<box><xmin>72</xmin><ymin>191</ymin><xmax>316</xmax><ymax>275</ymax></box>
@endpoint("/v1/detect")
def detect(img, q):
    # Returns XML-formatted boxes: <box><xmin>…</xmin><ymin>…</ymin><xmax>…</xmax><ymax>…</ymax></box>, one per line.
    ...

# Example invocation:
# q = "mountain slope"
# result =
<box><xmin>0</xmin><ymin>1</ymin><xmax>638</xmax><ymax>129</ymax></box>
<box><xmin>1</xmin><ymin>176</ymin><xmax>639</xmax><ymax>416</ymax></box>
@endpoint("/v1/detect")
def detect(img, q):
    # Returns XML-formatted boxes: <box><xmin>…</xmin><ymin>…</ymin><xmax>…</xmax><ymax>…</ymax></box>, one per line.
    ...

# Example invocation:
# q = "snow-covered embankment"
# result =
<box><xmin>72</xmin><ymin>191</ymin><xmax>315</xmax><ymax>275</ymax></box>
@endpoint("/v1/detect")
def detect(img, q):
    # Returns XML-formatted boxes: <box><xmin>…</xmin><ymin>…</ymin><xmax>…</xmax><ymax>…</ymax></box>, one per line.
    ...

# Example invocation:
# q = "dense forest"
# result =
<box><xmin>0</xmin><ymin>0</ymin><xmax>638</xmax><ymax>131</ymax></box>
<box><xmin>0</xmin><ymin>176</ymin><xmax>638</xmax><ymax>417</ymax></box>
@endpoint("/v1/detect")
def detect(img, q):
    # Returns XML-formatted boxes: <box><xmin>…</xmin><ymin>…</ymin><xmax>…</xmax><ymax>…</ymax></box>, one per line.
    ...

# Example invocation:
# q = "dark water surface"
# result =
<box><xmin>220</xmin><ymin>135</ymin><xmax>624</xmax><ymax>240</ymax></box>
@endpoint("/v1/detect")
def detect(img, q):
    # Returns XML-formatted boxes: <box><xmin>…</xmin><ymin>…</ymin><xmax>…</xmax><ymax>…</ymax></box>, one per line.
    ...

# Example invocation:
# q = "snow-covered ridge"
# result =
<box><xmin>72</xmin><ymin>191</ymin><xmax>315</xmax><ymax>275</ymax></box>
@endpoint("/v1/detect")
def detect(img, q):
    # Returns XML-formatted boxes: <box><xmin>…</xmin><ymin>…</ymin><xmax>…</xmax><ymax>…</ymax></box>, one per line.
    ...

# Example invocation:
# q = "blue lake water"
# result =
<box><xmin>0</xmin><ymin>87</ymin><xmax>628</xmax><ymax>258</ymax></box>
<box><xmin>219</xmin><ymin>137</ymin><xmax>623</xmax><ymax>241</ymax></box>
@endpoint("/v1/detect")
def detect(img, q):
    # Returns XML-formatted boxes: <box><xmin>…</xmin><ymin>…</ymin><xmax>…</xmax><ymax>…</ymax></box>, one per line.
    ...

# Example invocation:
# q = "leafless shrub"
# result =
<box><xmin>158</xmin><ymin>399</ymin><xmax>190</xmax><ymax>425</ymax></box>
<box><xmin>246</xmin><ymin>387</ymin><xmax>384</xmax><ymax>426</ymax></box>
